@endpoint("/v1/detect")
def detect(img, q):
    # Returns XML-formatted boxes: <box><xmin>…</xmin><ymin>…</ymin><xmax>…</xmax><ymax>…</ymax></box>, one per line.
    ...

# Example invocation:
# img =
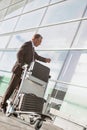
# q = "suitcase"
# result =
<box><xmin>18</xmin><ymin>93</ymin><xmax>46</xmax><ymax>113</ymax></box>
<box><xmin>32</xmin><ymin>62</ymin><xmax>50</xmax><ymax>82</ymax></box>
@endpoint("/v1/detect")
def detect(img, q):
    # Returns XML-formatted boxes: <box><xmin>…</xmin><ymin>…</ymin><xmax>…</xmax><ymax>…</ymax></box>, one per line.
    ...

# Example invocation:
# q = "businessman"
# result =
<box><xmin>0</xmin><ymin>34</ymin><xmax>51</xmax><ymax>113</ymax></box>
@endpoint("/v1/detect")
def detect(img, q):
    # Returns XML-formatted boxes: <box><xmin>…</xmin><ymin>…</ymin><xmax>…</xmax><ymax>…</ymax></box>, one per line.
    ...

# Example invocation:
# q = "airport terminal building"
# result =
<box><xmin>0</xmin><ymin>0</ymin><xmax>87</xmax><ymax>130</ymax></box>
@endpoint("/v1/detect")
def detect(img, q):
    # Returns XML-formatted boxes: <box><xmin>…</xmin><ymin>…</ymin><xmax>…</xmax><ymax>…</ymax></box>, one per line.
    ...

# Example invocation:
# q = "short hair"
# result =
<box><xmin>33</xmin><ymin>34</ymin><xmax>43</xmax><ymax>39</ymax></box>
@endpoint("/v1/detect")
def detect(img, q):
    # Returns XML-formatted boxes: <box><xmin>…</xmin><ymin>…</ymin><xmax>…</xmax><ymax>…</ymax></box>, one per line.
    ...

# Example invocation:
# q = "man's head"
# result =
<box><xmin>32</xmin><ymin>34</ymin><xmax>43</xmax><ymax>47</ymax></box>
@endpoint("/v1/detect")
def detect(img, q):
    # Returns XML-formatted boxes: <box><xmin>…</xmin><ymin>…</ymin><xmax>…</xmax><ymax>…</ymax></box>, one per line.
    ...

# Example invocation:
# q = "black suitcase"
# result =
<box><xmin>18</xmin><ymin>93</ymin><xmax>46</xmax><ymax>113</ymax></box>
<box><xmin>32</xmin><ymin>62</ymin><xmax>50</xmax><ymax>82</ymax></box>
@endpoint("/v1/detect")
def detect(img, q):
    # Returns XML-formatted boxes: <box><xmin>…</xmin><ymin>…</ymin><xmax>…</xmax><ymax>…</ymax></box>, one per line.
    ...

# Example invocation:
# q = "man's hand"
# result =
<box><xmin>45</xmin><ymin>58</ymin><xmax>51</xmax><ymax>63</ymax></box>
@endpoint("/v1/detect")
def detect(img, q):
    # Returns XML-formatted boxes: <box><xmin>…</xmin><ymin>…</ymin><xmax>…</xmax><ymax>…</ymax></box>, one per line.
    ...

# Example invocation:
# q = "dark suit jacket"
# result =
<box><xmin>12</xmin><ymin>41</ymin><xmax>46</xmax><ymax>75</ymax></box>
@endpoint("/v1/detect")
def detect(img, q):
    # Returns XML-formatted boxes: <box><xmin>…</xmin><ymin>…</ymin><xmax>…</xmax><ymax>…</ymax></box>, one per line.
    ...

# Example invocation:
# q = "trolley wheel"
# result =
<box><xmin>6</xmin><ymin>111</ymin><xmax>12</xmax><ymax>117</ymax></box>
<box><xmin>30</xmin><ymin>118</ymin><xmax>35</xmax><ymax>125</ymax></box>
<box><xmin>35</xmin><ymin>120</ymin><xmax>43</xmax><ymax>130</ymax></box>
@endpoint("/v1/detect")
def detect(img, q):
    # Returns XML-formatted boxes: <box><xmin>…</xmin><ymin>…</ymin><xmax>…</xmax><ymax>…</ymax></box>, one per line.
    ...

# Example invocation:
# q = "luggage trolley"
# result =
<box><xmin>6</xmin><ymin>61</ymin><xmax>52</xmax><ymax>130</ymax></box>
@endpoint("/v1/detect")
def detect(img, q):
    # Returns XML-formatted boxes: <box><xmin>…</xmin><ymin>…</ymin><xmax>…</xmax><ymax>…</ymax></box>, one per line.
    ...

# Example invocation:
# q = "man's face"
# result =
<box><xmin>33</xmin><ymin>37</ymin><xmax>42</xmax><ymax>47</ymax></box>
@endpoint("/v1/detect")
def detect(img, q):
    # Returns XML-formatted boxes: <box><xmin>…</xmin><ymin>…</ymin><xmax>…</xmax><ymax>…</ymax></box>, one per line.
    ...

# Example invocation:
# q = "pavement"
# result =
<box><xmin>0</xmin><ymin>110</ymin><xmax>63</xmax><ymax>130</ymax></box>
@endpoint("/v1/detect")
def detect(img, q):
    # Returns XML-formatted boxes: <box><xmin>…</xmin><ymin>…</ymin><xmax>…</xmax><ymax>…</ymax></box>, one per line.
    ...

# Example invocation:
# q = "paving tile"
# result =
<box><xmin>0</xmin><ymin>112</ymin><xmax>63</xmax><ymax>130</ymax></box>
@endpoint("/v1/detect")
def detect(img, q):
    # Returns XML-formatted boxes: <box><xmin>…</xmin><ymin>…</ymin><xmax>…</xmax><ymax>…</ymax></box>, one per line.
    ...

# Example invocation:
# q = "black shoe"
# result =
<box><xmin>0</xmin><ymin>102</ymin><xmax>3</xmax><ymax>108</ymax></box>
<box><xmin>2</xmin><ymin>107</ymin><xmax>6</xmax><ymax>114</ymax></box>
<box><xmin>12</xmin><ymin>113</ymin><xmax>18</xmax><ymax>117</ymax></box>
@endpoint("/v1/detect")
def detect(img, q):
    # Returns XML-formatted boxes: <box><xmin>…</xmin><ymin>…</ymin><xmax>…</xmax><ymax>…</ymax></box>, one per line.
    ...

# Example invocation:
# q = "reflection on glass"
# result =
<box><xmin>15</xmin><ymin>8</ymin><xmax>45</xmax><ymax>31</ymax></box>
<box><xmin>0</xmin><ymin>36</ymin><xmax>10</xmax><ymax>48</ymax></box>
<box><xmin>73</xmin><ymin>21</ymin><xmax>87</xmax><ymax>48</ymax></box>
<box><xmin>0</xmin><ymin>71</ymin><xmax>12</xmax><ymax>77</ymax></box>
<box><xmin>42</xmin><ymin>0</ymin><xmax>86</xmax><ymax>25</ymax></box>
<box><xmin>38</xmin><ymin>22</ymin><xmax>79</xmax><ymax>49</ymax></box>
<box><xmin>23</xmin><ymin>0</ymin><xmax>50</xmax><ymax>13</ymax></box>
<box><xmin>8</xmin><ymin>31</ymin><xmax>35</xmax><ymax>48</ymax></box>
<box><xmin>61</xmin><ymin>84</ymin><xmax>87</xmax><ymax>122</ymax></box>
<box><xmin>69</xmin><ymin>51</ymin><xmax>87</xmax><ymax>87</ymax></box>
<box><xmin>0</xmin><ymin>17</ymin><xmax>18</xmax><ymax>34</ymax></box>
<box><xmin>4</xmin><ymin>1</ymin><xmax>25</xmax><ymax>19</ymax></box>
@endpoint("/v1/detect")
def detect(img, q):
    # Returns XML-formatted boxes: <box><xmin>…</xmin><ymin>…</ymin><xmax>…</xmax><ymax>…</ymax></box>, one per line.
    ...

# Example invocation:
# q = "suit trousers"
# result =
<box><xmin>2</xmin><ymin>73</ymin><xmax>21</xmax><ymax>106</ymax></box>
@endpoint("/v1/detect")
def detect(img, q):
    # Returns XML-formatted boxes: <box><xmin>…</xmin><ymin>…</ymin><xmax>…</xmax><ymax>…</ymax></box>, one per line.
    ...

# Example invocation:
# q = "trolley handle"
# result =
<box><xmin>22</xmin><ymin>64</ymin><xmax>28</xmax><ymax>69</ymax></box>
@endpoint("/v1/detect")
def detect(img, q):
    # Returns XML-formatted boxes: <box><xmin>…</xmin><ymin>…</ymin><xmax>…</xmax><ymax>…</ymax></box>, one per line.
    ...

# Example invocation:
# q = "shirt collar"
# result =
<box><xmin>31</xmin><ymin>40</ymin><xmax>34</xmax><ymax>47</ymax></box>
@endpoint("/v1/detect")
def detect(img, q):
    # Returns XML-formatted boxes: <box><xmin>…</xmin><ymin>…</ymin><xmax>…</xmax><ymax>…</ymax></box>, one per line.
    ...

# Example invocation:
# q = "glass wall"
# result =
<box><xmin>0</xmin><ymin>0</ymin><xmax>87</xmax><ymax>123</ymax></box>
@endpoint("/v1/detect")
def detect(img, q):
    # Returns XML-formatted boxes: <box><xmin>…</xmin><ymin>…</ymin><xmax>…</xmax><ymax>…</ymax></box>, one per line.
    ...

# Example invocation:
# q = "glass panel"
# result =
<box><xmin>15</xmin><ymin>8</ymin><xmax>45</xmax><ymax>31</ymax></box>
<box><xmin>4</xmin><ymin>1</ymin><xmax>26</xmax><ymax>19</ymax></box>
<box><xmin>0</xmin><ymin>9</ymin><xmax>7</xmax><ymax>21</ymax></box>
<box><xmin>0</xmin><ymin>36</ymin><xmax>10</xmax><ymax>48</ymax></box>
<box><xmin>56</xmin><ymin>51</ymin><xmax>87</xmax><ymax>86</ymax></box>
<box><xmin>0</xmin><ymin>75</ymin><xmax>11</xmax><ymax>96</ymax></box>
<box><xmin>0</xmin><ymin>71</ymin><xmax>11</xmax><ymax>77</ymax></box>
<box><xmin>61</xmin><ymin>84</ymin><xmax>87</xmax><ymax>122</ymax></box>
<box><xmin>23</xmin><ymin>0</ymin><xmax>50</xmax><ymax>13</ymax></box>
<box><xmin>0</xmin><ymin>0</ymin><xmax>11</xmax><ymax>10</ymax></box>
<box><xmin>70</xmin><ymin>51</ymin><xmax>87</xmax><ymax>87</ymax></box>
<box><xmin>72</xmin><ymin>21</ymin><xmax>87</xmax><ymax>48</ymax></box>
<box><xmin>0</xmin><ymin>51</ymin><xmax>17</xmax><ymax>72</ymax></box>
<box><xmin>38</xmin><ymin>22</ymin><xmax>79</xmax><ymax>49</ymax></box>
<box><xmin>8</xmin><ymin>31</ymin><xmax>35</xmax><ymax>48</ymax></box>
<box><xmin>42</xmin><ymin>0</ymin><xmax>87</xmax><ymax>25</ymax></box>
<box><xmin>0</xmin><ymin>17</ymin><xmax>18</xmax><ymax>34</ymax></box>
